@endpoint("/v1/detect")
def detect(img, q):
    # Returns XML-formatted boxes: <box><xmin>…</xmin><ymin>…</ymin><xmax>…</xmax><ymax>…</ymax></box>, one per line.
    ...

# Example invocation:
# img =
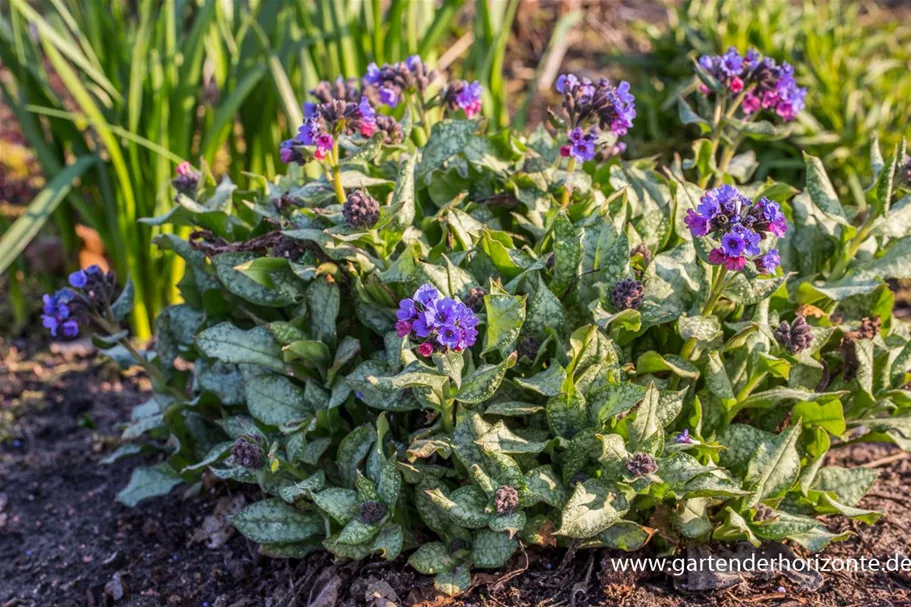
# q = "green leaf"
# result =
<box><xmin>196</xmin><ymin>323</ymin><xmax>284</xmax><ymax>373</ymax></box>
<box><xmin>408</xmin><ymin>542</ymin><xmax>456</xmax><ymax>575</ymax></box>
<box><xmin>514</xmin><ymin>362</ymin><xmax>566</xmax><ymax>397</ymax></box>
<box><xmin>378</xmin><ymin>153</ymin><xmax>417</xmax><ymax>238</ymax></box>
<box><xmin>630</xmin><ymin>383</ymin><xmax>664</xmax><ymax>454</ymax></box>
<box><xmin>637</xmin><ymin>352</ymin><xmax>700</xmax><ymax>379</ymax></box>
<box><xmin>245</xmin><ymin>374</ymin><xmax>311</xmax><ymax>426</ymax></box>
<box><xmin>308</xmin><ymin>276</ymin><xmax>340</xmax><ymax>347</ymax></box>
<box><xmin>678</xmin><ymin>315</ymin><xmax>722</xmax><ymax>342</ymax></box>
<box><xmin>111</xmin><ymin>277</ymin><xmax>135</xmax><ymax>322</ymax></box>
<box><xmin>526</xmin><ymin>274</ymin><xmax>567</xmax><ymax>338</ymax></box>
<box><xmin>742</xmin><ymin>425</ymin><xmax>801</xmax><ymax>506</ymax></box>
<box><xmin>232</xmin><ymin>499</ymin><xmax>323</xmax><ymax>544</ymax></box>
<box><xmin>524</xmin><ymin>465</ymin><xmax>568</xmax><ymax>507</ymax></box>
<box><xmin>337</xmin><ymin>517</ymin><xmax>383</xmax><ymax>545</ymax></box>
<box><xmin>116</xmin><ymin>464</ymin><xmax>182</xmax><ymax>507</ymax></box>
<box><xmin>589</xmin><ymin>382</ymin><xmax>647</xmax><ymax>425</ymax></box>
<box><xmin>554</xmin><ymin>480</ymin><xmax>629</xmax><ymax>539</ymax></box>
<box><xmin>484</xmin><ymin>401</ymin><xmax>544</xmax><ymax>416</ymax></box>
<box><xmin>426</xmin><ymin>486</ymin><xmax>492</xmax><ymax>529</ymax></box>
<box><xmin>434</xmin><ymin>566</ymin><xmax>472</xmax><ymax>596</ymax></box>
<box><xmin>599</xmin><ymin>520</ymin><xmax>656</xmax><ymax>551</ymax></box>
<box><xmin>312</xmin><ymin>487</ymin><xmax>360</xmax><ymax>524</ymax></box>
<box><xmin>417</xmin><ymin>120</ymin><xmax>479</xmax><ymax>181</ymax></box>
<box><xmin>483</xmin><ymin>292</ymin><xmax>527</xmax><ymax>355</ymax></box>
<box><xmin>546</xmin><ymin>390</ymin><xmax>589</xmax><ymax>439</ymax></box>
<box><xmin>433</xmin><ymin>351</ymin><xmax>465</xmax><ymax>389</ymax></box>
<box><xmin>214</xmin><ymin>252</ymin><xmax>304</xmax><ymax>307</ymax></box>
<box><xmin>471</xmin><ymin>529</ymin><xmax>518</xmax><ymax>569</ymax></box>
<box><xmin>456</xmin><ymin>353</ymin><xmax>517</xmax><ymax>404</ymax></box>
<box><xmin>475</xmin><ymin>420</ymin><xmax>549</xmax><ymax>454</ymax></box>
<box><xmin>812</xmin><ymin>467</ymin><xmax>879</xmax><ymax>507</ymax></box>
<box><xmin>723</xmin><ymin>272</ymin><xmax>790</xmax><ymax>305</ymax></box>
<box><xmin>337</xmin><ymin>425</ymin><xmax>377</xmax><ymax>488</ymax></box>
<box><xmin>550</xmin><ymin>213</ymin><xmax>583</xmax><ymax>296</ymax></box>
<box><xmin>793</xmin><ymin>399</ymin><xmax>846</xmax><ymax>435</ymax></box>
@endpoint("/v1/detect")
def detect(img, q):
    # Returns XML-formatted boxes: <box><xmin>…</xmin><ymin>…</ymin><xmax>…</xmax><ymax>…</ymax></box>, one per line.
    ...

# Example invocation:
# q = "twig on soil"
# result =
<box><xmin>490</xmin><ymin>542</ymin><xmax>530</xmax><ymax>592</ymax></box>
<box><xmin>862</xmin><ymin>452</ymin><xmax>909</xmax><ymax>468</ymax></box>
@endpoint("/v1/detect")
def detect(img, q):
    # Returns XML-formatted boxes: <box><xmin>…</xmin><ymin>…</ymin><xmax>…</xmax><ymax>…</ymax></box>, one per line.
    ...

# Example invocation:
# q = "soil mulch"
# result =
<box><xmin>1</xmin><ymin>339</ymin><xmax>910</xmax><ymax>607</ymax></box>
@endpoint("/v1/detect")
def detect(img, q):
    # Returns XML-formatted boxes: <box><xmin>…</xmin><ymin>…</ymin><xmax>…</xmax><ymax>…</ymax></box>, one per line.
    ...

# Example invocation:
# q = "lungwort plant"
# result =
<box><xmin>55</xmin><ymin>58</ymin><xmax>911</xmax><ymax>595</ymax></box>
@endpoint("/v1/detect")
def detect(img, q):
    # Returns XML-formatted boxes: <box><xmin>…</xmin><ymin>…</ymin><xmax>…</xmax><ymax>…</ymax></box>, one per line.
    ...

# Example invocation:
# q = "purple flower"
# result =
<box><xmin>720</xmin><ymin>47</ymin><xmax>744</xmax><ymax>77</ymax></box>
<box><xmin>566</xmin><ymin>127</ymin><xmax>597</xmax><ymax>161</ymax></box>
<box><xmin>722</xmin><ymin>231</ymin><xmax>748</xmax><ymax>257</ymax></box>
<box><xmin>709</xmin><ymin>247</ymin><xmax>746</xmax><ymax>271</ymax></box>
<box><xmin>555</xmin><ymin>73</ymin><xmax>578</xmax><ymax>93</ymax></box>
<box><xmin>395</xmin><ymin>284</ymin><xmax>479</xmax><ymax>352</ymax></box>
<box><xmin>406</xmin><ymin>55</ymin><xmax>422</xmax><ymax>72</ymax></box>
<box><xmin>397</xmin><ymin>298</ymin><xmax>418</xmax><ymax>321</ymax></box>
<box><xmin>744</xmin><ymin>48</ymin><xmax>761</xmax><ymax>71</ymax></box>
<box><xmin>556</xmin><ymin>74</ymin><xmax>636</xmax><ymax>138</ymax></box>
<box><xmin>69</xmin><ymin>270</ymin><xmax>88</xmax><ymax>288</ymax></box>
<box><xmin>675</xmin><ymin>429</ymin><xmax>693</xmax><ymax>444</ymax></box>
<box><xmin>437</xmin><ymin>324</ymin><xmax>461</xmax><ymax>349</ymax></box>
<box><xmin>756</xmin><ymin>249</ymin><xmax>781</xmax><ymax>274</ymax></box>
<box><xmin>363</xmin><ymin>62</ymin><xmax>381</xmax><ymax>87</ymax></box>
<box><xmin>394</xmin><ymin>320</ymin><xmax>412</xmax><ymax>338</ymax></box>
<box><xmin>378</xmin><ymin>87</ymin><xmax>399</xmax><ymax>108</ymax></box>
<box><xmin>41</xmin><ymin>288</ymin><xmax>80</xmax><ymax>338</ymax></box>
<box><xmin>697</xmin><ymin>55</ymin><xmax>714</xmax><ymax>71</ymax></box>
<box><xmin>414</xmin><ymin>285</ymin><xmax>440</xmax><ymax>307</ymax></box>
<box><xmin>454</xmin><ymin>81</ymin><xmax>482</xmax><ymax>118</ymax></box>
<box><xmin>684</xmin><ymin>209</ymin><xmax>710</xmax><ymax>237</ymax></box>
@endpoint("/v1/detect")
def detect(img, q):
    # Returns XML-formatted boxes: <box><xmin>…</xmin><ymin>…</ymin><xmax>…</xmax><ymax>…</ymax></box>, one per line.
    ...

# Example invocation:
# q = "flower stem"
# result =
<box><xmin>95</xmin><ymin>313</ymin><xmax>184</xmax><ymax>399</ymax></box>
<box><xmin>560</xmin><ymin>157</ymin><xmax>577</xmax><ymax>208</ymax></box>
<box><xmin>678</xmin><ymin>266</ymin><xmax>730</xmax><ymax>363</ymax></box>
<box><xmin>330</xmin><ymin>142</ymin><xmax>346</xmax><ymax>204</ymax></box>
<box><xmin>829</xmin><ymin>213</ymin><xmax>877</xmax><ymax>281</ymax></box>
<box><xmin>442</xmin><ymin>398</ymin><xmax>455</xmax><ymax>433</ymax></box>
<box><xmin>735</xmin><ymin>370</ymin><xmax>767</xmax><ymax>404</ymax></box>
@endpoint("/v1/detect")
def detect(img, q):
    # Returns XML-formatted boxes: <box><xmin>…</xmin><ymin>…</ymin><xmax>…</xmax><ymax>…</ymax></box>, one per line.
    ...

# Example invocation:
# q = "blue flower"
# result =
<box><xmin>454</xmin><ymin>81</ymin><xmax>482</xmax><ymax>118</ymax></box>
<box><xmin>395</xmin><ymin>284</ymin><xmax>479</xmax><ymax>351</ymax></box>
<box><xmin>720</xmin><ymin>47</ymin><xmax>744</xmax><ymax>77</ymax></box>
<box><xmin>41</xmin><ymin>288</ymin><xmax>80</xmax><ymax>338</ymax></box>
<box><xmin>675</xmin><ymin>429</ymin><xmax>693</xmax><ymax>444</ymax></box>
<box><xmin>378</xmin><ymin>87</ymin><xmax>399</xmax><ymax>108</ymax></box>
<box><xmin>756</xmin><ymin>249</ymin><xmax>781</xmax><ymax>274</ymax></box>
<box><xmin>414</xmin><ymin>284</ymin><xmax>440</xmax><ymax>307</ymax></box>
<box><xmin>363</xmin><ymin>62</ymin><xmax>382</xmax><ymax>87</ymax></box>
<box><xmin>68</xmin><ymin>270</ymin><xmax>88</xmax><ymax>288</ymax></box>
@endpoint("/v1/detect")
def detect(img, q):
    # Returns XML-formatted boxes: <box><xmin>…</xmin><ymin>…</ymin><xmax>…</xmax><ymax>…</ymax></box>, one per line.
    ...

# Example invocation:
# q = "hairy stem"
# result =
<box><xmin>560</xmin><ymin>157</ymin><xmax>577</xmax><ymax>208</ymax></box>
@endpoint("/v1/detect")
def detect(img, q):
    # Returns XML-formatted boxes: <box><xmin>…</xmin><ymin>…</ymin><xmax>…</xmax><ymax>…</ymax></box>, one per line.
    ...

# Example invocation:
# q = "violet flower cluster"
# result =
<box><xmin>554</xmin><ymin>73</ymin><xmax>636</xmax><ymax>162</ymax></box>
<box><xmin>42</xmin><ymin>288</ymin><xmax>79</xmax><ymax>338</ymax></box>
<box><xmin>363</xmin><ymin>55</ymin><xmax>438</xmax><ymax>108</ymax></box>
<box><xmin>697</xmin><ymin>47</ymin><xmax>807</xmax><ymax>122</ymax></box>
<box><xmin>684</xmin><ymin>184</ymin><xmax>786</xmax><ymax>273</ymax></box>
<box><xmin>442</xmin><ymin>80</ymin><xmax>483</xmax><ymax>118</ymax></box>
<box><xmin>395</xmin><ymin>284</ymin><xmax>479</xmax><ymax>355</ymax></box>
<box><xmin>42</xmin><ymin>265</ymin><xmax>117</xmax><ymax>338</ymax></box>
<box><xmin>280</xmin><ymin>76</ymin><xmax>406</xmax><ymax>166</ymax></box>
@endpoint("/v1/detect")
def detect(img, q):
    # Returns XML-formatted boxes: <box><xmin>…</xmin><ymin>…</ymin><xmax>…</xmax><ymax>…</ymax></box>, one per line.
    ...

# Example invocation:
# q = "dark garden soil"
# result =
<box><xmin>1</xmin><ymin>339</ymin><xmax>910</xmax><ymax>607</ymax></box>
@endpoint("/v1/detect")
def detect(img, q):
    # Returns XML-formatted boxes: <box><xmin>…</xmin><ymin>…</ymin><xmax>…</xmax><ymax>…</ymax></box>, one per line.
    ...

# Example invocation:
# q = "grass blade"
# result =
<box><xmin>0</xmin><ymin>156</ymin><xmax>97</xmax><ymax>275</ymax></box>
